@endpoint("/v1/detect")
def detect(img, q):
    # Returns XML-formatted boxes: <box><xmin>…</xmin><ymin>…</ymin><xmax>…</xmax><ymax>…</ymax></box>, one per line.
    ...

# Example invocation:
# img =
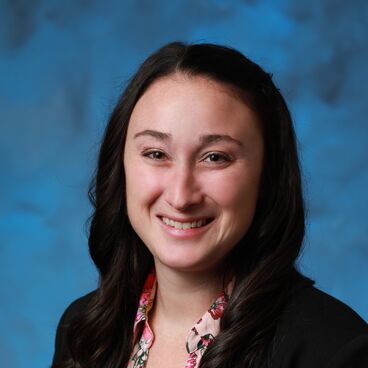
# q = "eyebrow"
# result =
<box><xmin>200</xmin><ymin>134</ymin><xmax>243</xmax><ymax>147</ymax></box>
<box><xmin>134</xmin><ymin>130</ymin><xmax>243</xmax><ymax>147</ymax></box>
<box><xmin>134</xmin><ymin>129</ymin><xmax>171</xmax><ymax>141</ymax></box>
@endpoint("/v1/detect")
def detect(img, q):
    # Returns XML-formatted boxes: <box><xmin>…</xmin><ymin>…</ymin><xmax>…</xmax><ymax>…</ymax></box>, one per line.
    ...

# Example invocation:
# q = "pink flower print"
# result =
<box><xmin>209</xmin><ymin>293</ymin><xmax>227</xmax><ymax>320</ymax></box>
<box><xmin>135</xmin><ymin>290</ymin><xmax>153</xmax><ymax>323</ymax></box>
<box><xmin>201</xmin><ymin>334</ymin><xmax>215</xmax><ymax>347</ymax></box>
<box><xmin>197</xmin><ymin>333</ymin><xmax>215</xmax><ymax>350</ymax></box>
<box><xmin>139</xmin><ymin>291</ymin><xmax>151</xmax><ymax>306</ymax></box>
<box><xmin>142</xmin><ymin>324</ymin><xmax>152</xmax><ymax>343</ymax></box>
<box><xmin>185</xmin><ymin>352</ymin><xmax>198</xmax><ymax>368</ymax></box>
<box><xmin>135</xmin><ymin>298</ymin><xmax>149</xmax><ymax>323</ymax></box>
<box><xmin>135</xmin><ymin>269</ymin><xmax>156</xmax><ymax>322</ymax></box>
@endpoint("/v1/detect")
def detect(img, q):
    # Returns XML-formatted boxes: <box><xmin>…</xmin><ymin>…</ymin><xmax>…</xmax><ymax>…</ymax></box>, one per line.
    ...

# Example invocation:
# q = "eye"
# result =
<box><xmin>143</xmin><ymin>150</ymin><xmax>167</xmax><ymax>161</ymax></box>
<box><xmin>202</xmin><ymin>152</ymin><xmax>232</xmax><ymax>164</ymax></box>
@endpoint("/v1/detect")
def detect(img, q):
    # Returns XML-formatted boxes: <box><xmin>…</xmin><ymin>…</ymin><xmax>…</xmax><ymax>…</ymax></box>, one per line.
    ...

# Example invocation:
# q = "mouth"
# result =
<box><xmin>159</xmin><ymin>216</ymin><xmax>214</xmax><ymax>230</ymax></box>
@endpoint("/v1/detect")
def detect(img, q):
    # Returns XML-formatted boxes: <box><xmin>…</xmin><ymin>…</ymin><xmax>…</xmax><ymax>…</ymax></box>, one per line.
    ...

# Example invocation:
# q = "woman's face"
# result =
<box><xmin>124</xmin><ymin>74</ymin><xmax>264</xmax><ymax>273</ymax></box>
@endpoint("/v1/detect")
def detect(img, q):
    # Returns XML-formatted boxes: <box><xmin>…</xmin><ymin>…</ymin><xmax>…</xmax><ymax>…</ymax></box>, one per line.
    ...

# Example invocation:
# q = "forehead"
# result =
<box><xmin>127</xmin><ymin>74</ymin><xmax>261</xmax><ymax>140</ymax></box>
<box><xmin>136</xmin><ymin>73</ymin><xmax>246</xmax><ymax>113</ymax></box>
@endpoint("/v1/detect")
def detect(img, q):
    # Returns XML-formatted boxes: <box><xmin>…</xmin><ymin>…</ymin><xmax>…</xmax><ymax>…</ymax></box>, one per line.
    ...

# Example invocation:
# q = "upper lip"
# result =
<box><xmin>158</xmin><ymin>215</ymin><xmax>213</xmax><ymax>223</ymax></box>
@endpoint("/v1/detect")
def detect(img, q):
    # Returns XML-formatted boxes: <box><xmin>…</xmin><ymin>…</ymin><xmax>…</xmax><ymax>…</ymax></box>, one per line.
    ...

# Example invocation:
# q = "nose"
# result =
<box><xmin>164</xmin><ymin>165</ymin><xmax>203</xmax><ymax>211</ymax></box>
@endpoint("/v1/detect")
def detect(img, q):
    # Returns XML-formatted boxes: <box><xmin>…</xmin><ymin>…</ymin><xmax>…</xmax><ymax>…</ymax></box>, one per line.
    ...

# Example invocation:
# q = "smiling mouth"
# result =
<box><xmin>160</xmin><ymin>216</ymin><xmax>214</xmax><ymax>230</ymax></box>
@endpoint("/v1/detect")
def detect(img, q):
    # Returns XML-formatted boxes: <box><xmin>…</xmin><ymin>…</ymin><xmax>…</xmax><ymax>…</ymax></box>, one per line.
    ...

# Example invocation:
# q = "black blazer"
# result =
<box><xmin>52</xmin><ymin>285</ymin><xmax>368</xmax><ymax>367</ymax></box>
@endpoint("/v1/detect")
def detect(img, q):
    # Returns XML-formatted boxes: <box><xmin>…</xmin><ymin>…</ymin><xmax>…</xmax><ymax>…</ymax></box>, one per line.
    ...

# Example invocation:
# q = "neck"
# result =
<box><xmin>152</xmin><ymin>262</ymin><xmax>224</xmax><ymax>331</ymax></box>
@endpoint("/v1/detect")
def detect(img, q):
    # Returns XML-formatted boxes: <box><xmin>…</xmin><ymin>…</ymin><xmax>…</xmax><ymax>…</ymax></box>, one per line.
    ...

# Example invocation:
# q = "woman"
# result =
<box><xmin>52</xmin><ymin>42</ymin><xmax>368</xmax><ymax>368</ymax></box>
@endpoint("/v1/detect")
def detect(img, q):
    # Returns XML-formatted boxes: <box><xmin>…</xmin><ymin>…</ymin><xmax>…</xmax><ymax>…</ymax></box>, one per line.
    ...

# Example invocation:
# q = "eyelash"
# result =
<box><xmin>202</xmin><ymin>152</ymin><xmax>232</xmax><ymax>163</ymax></box>
<box><xmin>143</xmin><ymin>150</ymin><xmax>167</xmax><ymax>160</ymax></box>
<box><xmin>142</xmin><ymin>150</ymin><xmax>232</xmax><ymax>164</ymax></box>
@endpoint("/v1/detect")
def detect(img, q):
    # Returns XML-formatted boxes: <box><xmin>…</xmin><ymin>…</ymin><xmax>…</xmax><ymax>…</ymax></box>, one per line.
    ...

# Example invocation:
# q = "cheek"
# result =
<box><xmin>125</xmin><ymin>162</ymin><xmax>164</xmax><ymax>213</ymax></box>
<box><xmin>207</xmin><ymin>169</ymin><xmax>262</xmax><ymax>250</ymax></box>
<box><xmin>203</xmin><ymin>167</ymin><xmax>261</xmax><ymax>212</ymax></box>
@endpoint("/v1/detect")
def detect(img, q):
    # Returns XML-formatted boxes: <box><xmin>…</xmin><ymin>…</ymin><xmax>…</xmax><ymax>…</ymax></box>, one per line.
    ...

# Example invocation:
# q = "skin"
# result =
<box><xmin>123</xmin><ymin>73</ymin><xmax>264</xmax><ymax>367</ymax></box>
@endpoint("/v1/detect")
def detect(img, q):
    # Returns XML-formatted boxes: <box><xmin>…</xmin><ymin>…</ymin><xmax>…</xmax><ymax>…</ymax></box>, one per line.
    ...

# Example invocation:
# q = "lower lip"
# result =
<box><xmin>157</xmin><ymin>217</ymin><xmax>214</xmax><ymax>239</ymax></box>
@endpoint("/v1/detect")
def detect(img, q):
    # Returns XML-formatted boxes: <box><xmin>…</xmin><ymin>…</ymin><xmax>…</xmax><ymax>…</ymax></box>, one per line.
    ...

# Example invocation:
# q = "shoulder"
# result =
<box><xmin>52</xmin><ymin>290</ymin><xmax>97</xmax><ymax>366</ymax></box>
<box><xmin>55</xmin><ymin>290</ymin><xmax>96</xmax><ymax>334</ymax></box>
<box><xmin>270</xmin><ymin>285</ymin><xmax>368</xmax><ymax>367</ymax></box>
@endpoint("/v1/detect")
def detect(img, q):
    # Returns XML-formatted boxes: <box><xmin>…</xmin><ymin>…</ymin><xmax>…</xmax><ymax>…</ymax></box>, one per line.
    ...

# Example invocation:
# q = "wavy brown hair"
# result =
<box><xmin>56</xmin><ymin>42</ymin><xmax>311</xmax><ymax>368</ymax></box>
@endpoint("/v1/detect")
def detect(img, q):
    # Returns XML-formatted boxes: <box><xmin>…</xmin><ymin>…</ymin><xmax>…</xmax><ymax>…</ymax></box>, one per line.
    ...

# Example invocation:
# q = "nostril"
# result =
<box><xmin>164</xmin><ymin>172</ymin><xmax>203</xmax><ymax>210</ymax></box>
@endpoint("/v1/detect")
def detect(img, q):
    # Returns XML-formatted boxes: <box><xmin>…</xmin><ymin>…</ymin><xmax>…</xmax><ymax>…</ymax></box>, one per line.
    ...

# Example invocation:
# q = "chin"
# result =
<box><xmin>154</xmin><ymin>249</ymin><xmax>220</xmax><ymax>273</ymax></box>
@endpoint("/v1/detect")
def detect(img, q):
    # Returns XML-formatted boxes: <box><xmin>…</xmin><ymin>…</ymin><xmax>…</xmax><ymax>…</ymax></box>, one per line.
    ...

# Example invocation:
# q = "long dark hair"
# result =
<box><xmin>60</xmin><ymin>42</ymin><xmax>311</xmax><ymax>368</ymax></box>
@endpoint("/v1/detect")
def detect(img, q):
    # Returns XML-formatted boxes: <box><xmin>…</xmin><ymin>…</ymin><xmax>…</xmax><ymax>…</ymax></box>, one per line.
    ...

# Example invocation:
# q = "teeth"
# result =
<box><xmin>161</xmin><ymin>217</ymin><xmax>208</xmax><ymax>229</ymax></box>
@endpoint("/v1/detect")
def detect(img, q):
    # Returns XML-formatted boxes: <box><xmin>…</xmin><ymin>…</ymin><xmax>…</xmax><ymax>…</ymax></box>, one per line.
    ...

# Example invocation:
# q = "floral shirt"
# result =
<box><xmin>128</xmin><ymin>270</ymin><xmax>231</xmax><ymax>368</ymax></box>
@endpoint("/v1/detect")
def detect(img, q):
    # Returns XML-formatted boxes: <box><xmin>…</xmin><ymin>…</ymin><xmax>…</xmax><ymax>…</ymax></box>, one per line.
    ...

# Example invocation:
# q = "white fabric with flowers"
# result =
<box><xmin>128</xmin><ymin>270</ymin><xmax>231</xmax><ymax>368</ymax></box>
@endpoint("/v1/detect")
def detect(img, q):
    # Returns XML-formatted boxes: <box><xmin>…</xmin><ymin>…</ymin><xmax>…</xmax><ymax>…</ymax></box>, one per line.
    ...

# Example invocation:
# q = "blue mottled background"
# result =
<box><xmin>0</xmin><ymin>1</ymin><xmax>367</xmax><ymax>366</ymax></box>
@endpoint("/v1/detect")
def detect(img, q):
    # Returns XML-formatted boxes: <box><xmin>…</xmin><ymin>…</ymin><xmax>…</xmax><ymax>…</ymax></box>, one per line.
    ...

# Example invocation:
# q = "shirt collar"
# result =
<box><xmin>133</xmin><ymin>269</ymin><xmax>156</xmax><ymax>340</ymax></box>
<box><xmin>133</xmin><ymin>268</ymin><xmax>233</xmax><ymax>353</ymax></box>
<box><xmin>186</xmin><ymin>290</ymin><xmax>229</xmax><ymax>353</ymax></box>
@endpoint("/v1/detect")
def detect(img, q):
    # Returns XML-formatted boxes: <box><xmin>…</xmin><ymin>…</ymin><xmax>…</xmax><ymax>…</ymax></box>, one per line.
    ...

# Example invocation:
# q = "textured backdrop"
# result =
<box><xmin>0</xmin><ymin>1</ymin><xmax>367</xmax><ymax>367</ymax></box>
